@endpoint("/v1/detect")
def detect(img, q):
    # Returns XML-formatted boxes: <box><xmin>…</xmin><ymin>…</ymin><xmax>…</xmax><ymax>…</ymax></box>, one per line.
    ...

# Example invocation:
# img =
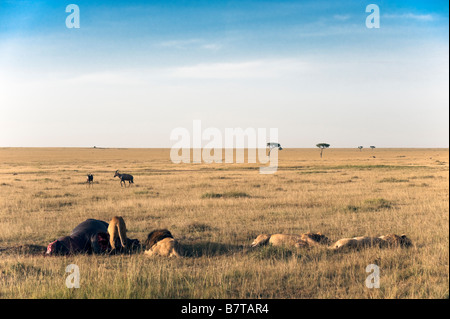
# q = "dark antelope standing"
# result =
<box><xmin>114</xmin><ymin>170</ymin><xmax>134</xmax><ymax>187</ymax></box>
<box><xmin>267</xmin><ymin>142</ymin><xmax>283</xmax><ymax>155</ymax></box>
<box><xmin>86</xmin><ymin>174</ymin><xmax>94</xmax><ymax>187</ymax></box>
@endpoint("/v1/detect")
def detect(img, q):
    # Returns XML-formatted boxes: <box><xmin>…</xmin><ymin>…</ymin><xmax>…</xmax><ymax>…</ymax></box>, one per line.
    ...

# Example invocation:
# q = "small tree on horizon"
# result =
<box><xmin>370</xmin><ymin>146</ymin><xmax>376</xmax><ymax>150</ymax></box>
<box><xmin>316</xmin><ymin>143</ymin><xmax>330</xmax><ymax>158</ymax></box>
<box><xmin>358</xmin><ymin>146</ymin><xmax>363</xmax><ymax>151</ymax></box>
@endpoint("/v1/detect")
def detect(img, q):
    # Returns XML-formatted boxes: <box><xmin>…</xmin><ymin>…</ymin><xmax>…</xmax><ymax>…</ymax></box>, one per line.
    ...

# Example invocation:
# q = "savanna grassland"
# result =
<box><xmin>0</xmin><ymin>147</ymin><xmax>448</xmax><ymax>299</ymax></box>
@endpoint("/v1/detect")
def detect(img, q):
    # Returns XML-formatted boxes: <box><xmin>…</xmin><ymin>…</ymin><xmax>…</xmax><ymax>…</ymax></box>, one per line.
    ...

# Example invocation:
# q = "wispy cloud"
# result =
<box><xmin>157</xmin><ymin>38</ymin><xmax>202</xmax><ymax>49</ymax></box>
<box><xmin>201</xmin><ymin>43</ymin><xmax>222</xmax><ymax>51</ymax></box>
<box><xmin>383</xmin><ymin>13</ymin><xmax>434</xmax><ymax>21</ymax></box>
<box><xmin>333</xmin><ymin>14</ymin><xmax>351</xmax><ymax>21</ymax></box>
<box><xmin>168</xmin><ymin>59</ymin><xmax>309</xmax><ymax>80</ymax></box>
<box><xmin>156</xmin><ymin>38</ymin><xmax>223</xmax><ymax>51</ymax></box>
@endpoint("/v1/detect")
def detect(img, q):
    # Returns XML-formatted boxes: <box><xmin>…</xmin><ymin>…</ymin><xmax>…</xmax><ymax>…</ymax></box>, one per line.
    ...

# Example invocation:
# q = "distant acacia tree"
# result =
<box><xmin>370</xmin><ymin>146</ymin><xmax>376</xmax><ymax>150</ymax></box>
<box><xmin>316</xmin><ymin>143</ymin><xmax>330</xmax><ymax>158</ymax></box>
<box><xmin>358</xmin><ymin>146</ymin><xmax>363</xmax><ymax>151</ymax></box>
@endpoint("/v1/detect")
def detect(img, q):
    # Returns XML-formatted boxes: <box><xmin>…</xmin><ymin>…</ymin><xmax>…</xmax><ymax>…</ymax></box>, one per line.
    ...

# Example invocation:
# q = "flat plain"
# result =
<box><xmin>0</xmin><ymin>147</ymin><xmax>448</xmax><ymax>298</ymax></box>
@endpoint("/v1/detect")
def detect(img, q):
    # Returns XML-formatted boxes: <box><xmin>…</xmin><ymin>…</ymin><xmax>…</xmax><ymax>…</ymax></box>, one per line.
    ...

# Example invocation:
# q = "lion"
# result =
<box><xmin>251</xmin><ymin>234</ymin><xmax>299</xmax><ymax>248</ymax></box>
<box><xmin>107</xmin><ymin>216</ymin><xmax>127</xmax><ymax>251</ymax></box>
<box><xmin>378</xmin><ymin>234</ymin><xmax>412</xmax><ymax>247</ymax></box>
<box><xmin>251</xmin><ymin>232</ymin><xmax>328</xmax><ymax>248</ymax></box>
<box><xmin>300</xmin><ymin>232</ymin><xmax>330</xmax><ymax>247</ymax></box>
<box><xmin>144</xmin><ymin>237</ymin><xmax>182</xmax><ymax>258</ymax></box>
<box><xmin>329</xmin><ymin>234</ymin><xmax>412</xmax><ymax>250</ymax></box>
<box><xmin>144</xmin><ymin>229</ymin><xmax>173</xmax><ymax>249</ymax></box>
<box><xmin>143</xmin><ymin>229</ymin><xmax>182</xmax><ymax>257</ymax></box>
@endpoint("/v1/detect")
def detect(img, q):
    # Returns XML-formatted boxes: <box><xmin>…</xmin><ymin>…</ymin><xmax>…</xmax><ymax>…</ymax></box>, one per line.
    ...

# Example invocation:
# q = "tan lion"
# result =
<box><xmin>329</xmin><ymin>234</ymin><xmax>412</xmax><ymax>250</ymax></box>
<box><xmin>378</xmin><ymin>234</ymin><xmax>412</xmax><ymax>247</ymax></box>
<box><xmin>251</xmin><ymin>232</ymin><xmax>329</xmax><ymax>248</ymax></box>
<box><xmin>107</xmin><ymin>216</ymin><xmax>127</xmax><ymax>251</ymax></box>
<box><xmin>144</xmin><ymin>237</ymin><xmax>182</xmax><ymax>258</ymax></box>
<box><xmin>143</xmin><ymin>229</ymin><xmax>182</xmax><ymax>257</ymax></box>
<box><xmin>300</xmin><ymin>232</ymin><xmax>330</xmax><ymax>247</ymax></box>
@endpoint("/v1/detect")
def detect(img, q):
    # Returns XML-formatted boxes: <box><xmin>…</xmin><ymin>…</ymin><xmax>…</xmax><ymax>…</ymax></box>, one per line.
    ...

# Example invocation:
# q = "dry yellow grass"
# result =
<box><xmin>0</xmin><ymin>147</ymin><xmax>448</xmax><ymax>298</ymax></box>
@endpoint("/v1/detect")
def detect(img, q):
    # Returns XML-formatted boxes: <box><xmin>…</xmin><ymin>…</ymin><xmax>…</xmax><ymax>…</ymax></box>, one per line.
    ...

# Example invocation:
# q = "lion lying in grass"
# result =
<box><xmin>329</xmin><ymin>234</ymin><xmax>412</xmax><ymax>250</ymax></box>
<box><xmin>143</xmin><ymin>229</ymin><xmax>182</xmax><ymax>257</ymax></box>
<box><xmin>251</xmin><ymin>232</ymin><xmax>329</xmax><ymax>248</ymax></box>
<box><xmin>251</xmin><ymin>232</ymin><xmax>411</xmax><ymax>251</ymax></box>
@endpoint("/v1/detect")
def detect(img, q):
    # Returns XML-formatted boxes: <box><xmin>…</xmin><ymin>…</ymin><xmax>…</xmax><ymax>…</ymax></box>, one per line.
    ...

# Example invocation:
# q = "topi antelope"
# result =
<box><xmin>114</xmin><ymin>170</ymin><xmax>134</xmax><ymax>187</ymax></box>
<box><xmin>267</xmin><ymin>142</ymin><xmax>283</xmax><ymax>155</ymax></box>
<box><xmin>86</xmin><ymin>174</ymin><xmax>94</xmax><ymax>187</ymax></box>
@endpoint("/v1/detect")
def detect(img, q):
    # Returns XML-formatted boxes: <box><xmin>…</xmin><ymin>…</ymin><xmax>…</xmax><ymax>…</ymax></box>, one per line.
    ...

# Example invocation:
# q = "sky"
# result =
<box><xmin>0</xmin><ymin>0</ymin><xmax>448</xmax><ymax>148</ymax></box>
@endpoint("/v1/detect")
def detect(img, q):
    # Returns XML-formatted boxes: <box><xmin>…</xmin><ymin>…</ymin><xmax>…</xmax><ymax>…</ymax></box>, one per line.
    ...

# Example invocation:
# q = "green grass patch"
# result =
<box><xmin>134</xmin><ymin>190</ymin><xmax>150</xmax><ymax>195</ymax></box>
<box><xmin>343</xmin><ymin>198</ymin><xmax>394</xmax><ymax>213</ymax></box>
<box><xmin>249</xmin><ymin>246</ymin><xmax>296</xmax><ymax>261</ymax></box>
<box><xmin>201</xmin><ymin>192</ymin><xmax>223</xmax><ymax>199</ymax></box>
<box><xmin>187</xmin><ymin>222</ymin><xmax>214</xmax><ymax>232</ymax></box>
<box><xmin>378</xmin><ymin>177</ymin><xmax>410</xmax><ymax>183</ymax></box>
<box><xmin>318</xmin><ymin>165</ymin><xmax>427</xmax><ymax>171</ymax></box>
<box><xmin>299</xmin><ymin>170</ymin><xmax>329</xmax><ymax>175</ymax></box>
<box><xmin>201</xmin><ymin>191</ymin><xmax>250</xmax><ymax>199</ymax></box>
<box><xmin>362</xmin><ymin>198</ymin><xmax>393</xmax><ymax>211</ymax></box>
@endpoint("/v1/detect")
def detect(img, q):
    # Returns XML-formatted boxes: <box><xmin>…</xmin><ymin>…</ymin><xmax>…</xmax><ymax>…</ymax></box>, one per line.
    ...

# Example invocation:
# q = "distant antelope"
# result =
<box><xmin>86</xmin><ymin>174</ymin><xmax>94</xmax><ymax>187</ymax></box>
<box><xmin>267</xmin><ymin>142</ymin><xmax>283</xmax><ymax>155</ymax></box>
<box><xmin>114</xmin><ymin>170</ymin><xmax>134</xmax><ymax>187</ymax></box>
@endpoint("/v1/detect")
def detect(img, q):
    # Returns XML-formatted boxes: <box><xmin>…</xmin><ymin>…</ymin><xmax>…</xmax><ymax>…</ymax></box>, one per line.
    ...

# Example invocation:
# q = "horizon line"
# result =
<box><xmin>1</xmin><ymin>146</ymin><xmax>448</xmax><ymax>150</ymax></box>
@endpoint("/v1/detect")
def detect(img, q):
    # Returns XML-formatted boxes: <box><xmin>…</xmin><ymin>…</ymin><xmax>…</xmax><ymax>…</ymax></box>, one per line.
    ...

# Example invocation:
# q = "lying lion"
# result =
<box><xmin>329</xmin><ymin>234</ymin><xmax>412</xmax><ymax>250</ymax></box>
<box><xmin>301</xmin><ymin>232</ymin><xmax>331</xmax><ymax>247</ymax></box>
<box><xmin>143</xmin><ymin>229</ymin><xmax>182</xmax><ymax>257</ymax></box>
<box><xmin>251</xmin><ymin>232</ymin><xmax>329</xmax><ymax>248</ymax></box>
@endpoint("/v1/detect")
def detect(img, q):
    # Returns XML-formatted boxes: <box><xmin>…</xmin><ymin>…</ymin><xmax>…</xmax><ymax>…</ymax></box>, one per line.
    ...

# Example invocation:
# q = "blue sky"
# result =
<box><xmin>0</xmin><ymin>0</ymin><xmax>448</xmax><ymax>147</ymax></box>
